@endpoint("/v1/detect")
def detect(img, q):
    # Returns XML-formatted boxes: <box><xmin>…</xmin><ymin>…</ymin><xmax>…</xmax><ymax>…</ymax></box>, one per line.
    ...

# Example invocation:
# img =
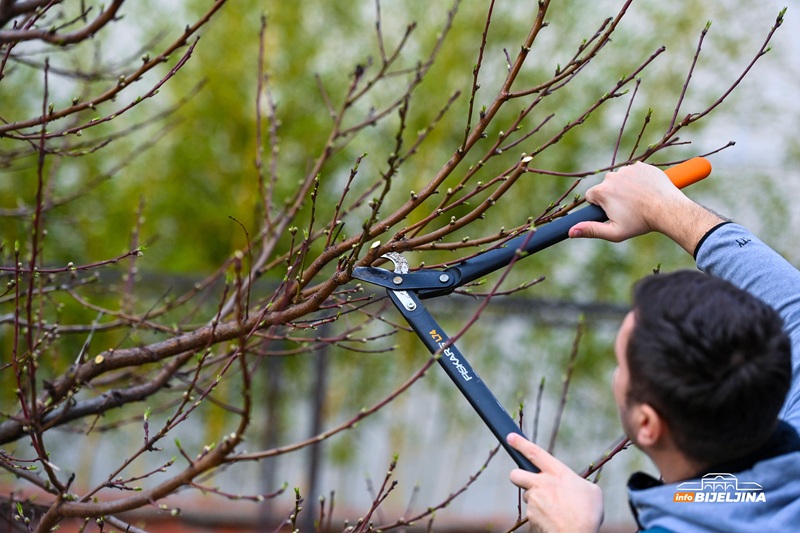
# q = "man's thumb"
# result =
<box><xmin>569</xmin><ymin>221</ymin><xmax>609</xmax><ymax>240</ymax></box>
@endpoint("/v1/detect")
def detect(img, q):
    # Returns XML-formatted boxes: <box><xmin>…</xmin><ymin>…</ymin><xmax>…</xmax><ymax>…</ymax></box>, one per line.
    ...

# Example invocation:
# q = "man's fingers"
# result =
<box><xmin>509</xmin><ymin>467</ymin><xmax>534</xmax><ymax>490</ymax></box>
<box><xmin>507</xmin><ymin>433</ymin><xmax>561</xmax><ymax>472</ymax></box>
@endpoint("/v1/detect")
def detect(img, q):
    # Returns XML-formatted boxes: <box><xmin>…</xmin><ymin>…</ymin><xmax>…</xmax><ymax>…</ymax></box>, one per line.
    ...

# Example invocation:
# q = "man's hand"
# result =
<box><xmin>508</xmin><ymin>433</ymin><xmax>603</xmax><ymax>533</ymax></box>
<box><xmin>568</xmin><ymin>162</ymin><xmax>723</xmax><ymax>254</ymax></box>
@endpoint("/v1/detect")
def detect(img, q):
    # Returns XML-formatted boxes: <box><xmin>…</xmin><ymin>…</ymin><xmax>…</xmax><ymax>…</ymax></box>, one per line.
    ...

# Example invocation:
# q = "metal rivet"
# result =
<box><xmin>392</xmin><ymin>276</ymin><xmax>403</xmax><ymax>285</ymax></box>
<box><xmin>405</xmin><ymin>301</ymin><xmax>417</xmax><ymax>311</ymax></box>
<box><xmin>439</xmin><ymin>274</ymin><xmax>450</xmax><ymax>283</ymax></box>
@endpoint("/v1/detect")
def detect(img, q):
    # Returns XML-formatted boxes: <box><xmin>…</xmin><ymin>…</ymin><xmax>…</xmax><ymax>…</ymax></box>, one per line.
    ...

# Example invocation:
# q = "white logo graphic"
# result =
<box><xmin>673</xmin><ymin>473</ymin><xmax>766</xmax><ymax>503</ymax></box>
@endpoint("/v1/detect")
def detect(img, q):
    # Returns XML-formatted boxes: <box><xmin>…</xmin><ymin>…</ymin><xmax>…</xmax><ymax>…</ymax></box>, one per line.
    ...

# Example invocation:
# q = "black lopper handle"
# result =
<box><xmin>386</xmin><ymin>289</ymin><xmax>539</xmax><ymax>472</ymax></box>
<box><xmin>420</xmin><ymin>158</ymin><xmax>712</xmax><ymax>297</ymax></box>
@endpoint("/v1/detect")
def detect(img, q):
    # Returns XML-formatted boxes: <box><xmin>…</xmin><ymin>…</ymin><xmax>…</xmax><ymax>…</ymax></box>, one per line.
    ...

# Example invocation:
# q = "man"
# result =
<box><xmin>507</xmin><ymin>162</ymin><xmax>800</xmax><ymax>532</ymax></box>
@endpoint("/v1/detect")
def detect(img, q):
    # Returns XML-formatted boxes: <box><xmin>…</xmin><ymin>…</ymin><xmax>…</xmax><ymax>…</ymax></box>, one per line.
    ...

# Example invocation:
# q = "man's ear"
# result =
<box><xmin>631</xmin><ymin>403</ymin><xmax>665</xmax><ymax>448</ymax></box>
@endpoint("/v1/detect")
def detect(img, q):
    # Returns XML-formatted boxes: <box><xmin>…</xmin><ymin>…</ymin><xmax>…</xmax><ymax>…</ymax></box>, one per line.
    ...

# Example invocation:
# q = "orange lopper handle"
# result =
<box><xmin>664</xmin><ymin>156</ymin><xmax>712</xmax><ymax>189</ymax></box>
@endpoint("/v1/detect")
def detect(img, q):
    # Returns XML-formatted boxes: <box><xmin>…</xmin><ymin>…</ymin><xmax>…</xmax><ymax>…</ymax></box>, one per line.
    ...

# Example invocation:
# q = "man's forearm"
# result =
<box><xmin>652</xmin><ymin>199</ymin><xmax>725</xmax><ymax>256</ymax></box>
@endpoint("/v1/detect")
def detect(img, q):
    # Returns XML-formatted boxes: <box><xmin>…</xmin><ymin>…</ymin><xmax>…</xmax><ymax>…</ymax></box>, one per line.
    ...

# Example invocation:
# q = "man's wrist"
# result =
<box><xmin>693</xmin><ymin>220</ymin><xmax>733</xmax><ymax>258</ymax></box>
<box><xmin>655</xmin><ymin>200</ymin><xmax>726</xmax><ymax>255</ymax></box>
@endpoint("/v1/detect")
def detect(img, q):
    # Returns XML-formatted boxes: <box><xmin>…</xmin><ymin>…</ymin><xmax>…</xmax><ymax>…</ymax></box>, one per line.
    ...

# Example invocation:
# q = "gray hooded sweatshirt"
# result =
<box><xmin>627</xmin><ymin>223</ymin><xmax>800</xmax><ymax>532</ymax></box>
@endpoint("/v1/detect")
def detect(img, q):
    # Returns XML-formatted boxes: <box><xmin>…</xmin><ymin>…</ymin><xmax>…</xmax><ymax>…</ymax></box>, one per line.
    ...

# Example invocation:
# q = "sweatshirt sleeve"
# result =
<box><xmin>695</xmin><ymin>223</ymin><xmax>800</xmax><ymax>431</ymax></box>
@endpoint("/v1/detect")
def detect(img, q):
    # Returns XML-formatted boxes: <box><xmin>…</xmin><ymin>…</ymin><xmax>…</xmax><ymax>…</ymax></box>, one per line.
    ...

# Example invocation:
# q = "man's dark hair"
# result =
<box><xmin>627</xmin><ymin>270</ymin><xmax>792</xmax><ymax>466</ymax></box>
